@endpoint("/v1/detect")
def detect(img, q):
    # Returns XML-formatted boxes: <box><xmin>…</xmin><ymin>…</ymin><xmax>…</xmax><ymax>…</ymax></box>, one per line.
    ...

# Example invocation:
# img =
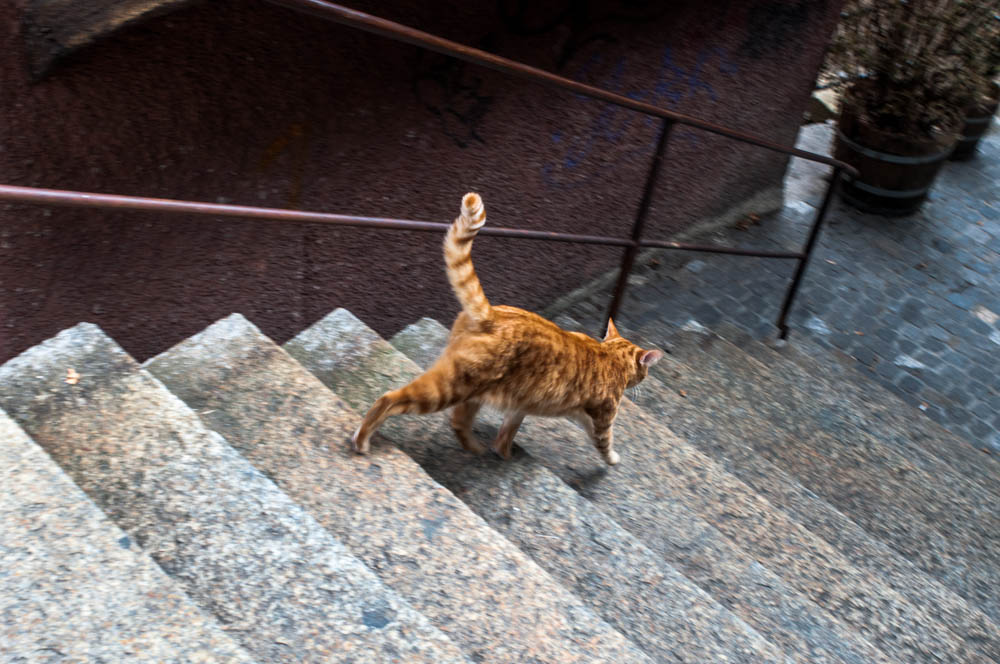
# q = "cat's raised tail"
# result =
<box><xmin>444</xmin><ymin>192</ymin><xmax>492</xmax><ymax>325</ymax></box>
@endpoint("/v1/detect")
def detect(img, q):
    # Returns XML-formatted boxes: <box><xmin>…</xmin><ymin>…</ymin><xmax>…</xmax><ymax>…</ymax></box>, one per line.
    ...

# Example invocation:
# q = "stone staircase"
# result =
<box><xmin>2</xmin><ymin>308</ymin><xmax>998</xmax><ymax>663</ymax></box>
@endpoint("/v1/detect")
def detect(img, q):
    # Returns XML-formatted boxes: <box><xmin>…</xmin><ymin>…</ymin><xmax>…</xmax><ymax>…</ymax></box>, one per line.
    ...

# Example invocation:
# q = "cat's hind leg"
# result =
<box><xmin>492</xmin><ymin>411</ymin><xmax>525</xmax><ymax>460</ymax></box>
<box><xmin>451</xmin><ymin>401</ymin><xmax>486</xmax><ymax>454</ymax></box>
<box><xmin>352</xmin><ymin>367</ymin><xmax>463</xmax><ymax>454</ymax></box>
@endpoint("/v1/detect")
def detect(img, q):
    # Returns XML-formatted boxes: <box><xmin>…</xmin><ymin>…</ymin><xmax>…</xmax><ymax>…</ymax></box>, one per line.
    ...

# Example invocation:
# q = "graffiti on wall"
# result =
<box><xmin>409</xmin><ymin>0</ymin><xmax>815</xmax><ymax>168</ymax></box>
<box><xmin>541</xmin><ymin>44</ymin><xmax>740</xmax><ymax>188</ymax></box>
<box><xmin>412</xmin><ymin>0</ymin><xmax>672</xmax><ymax>149</ymax></box>
<box><xmin>412</xmin><ymin>51</ymin><xmax>496</xmax><ymax>149</ymax></box>
<box><xmin>740</xmin><ymin>0</ymin><xmax>814</xmax><ymax>59</ymax></box>
<box><xmin>498</xmin><ymin>0</ymin><xmax>670</xmax><ymax>69</ymax></box>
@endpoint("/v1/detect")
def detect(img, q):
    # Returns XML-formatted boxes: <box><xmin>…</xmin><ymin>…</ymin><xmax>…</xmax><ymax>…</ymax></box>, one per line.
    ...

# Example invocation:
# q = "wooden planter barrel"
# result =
<box><xmin>950</xmin><ymin>82</ymin><xmax>1000</xmax><ymax>161</ymax></box>
<box><xmin>833</xmin><ymin>95</ymin><xmax>959</xmax><ymax>216</ymax></box>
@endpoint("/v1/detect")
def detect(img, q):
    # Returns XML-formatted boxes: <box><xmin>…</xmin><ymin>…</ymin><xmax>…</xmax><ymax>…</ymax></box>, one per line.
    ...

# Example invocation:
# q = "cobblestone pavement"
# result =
<box><xmin>553</xmin><ymin>119</ymin><xmax>1000</xmax><ymax>452</ymax></box>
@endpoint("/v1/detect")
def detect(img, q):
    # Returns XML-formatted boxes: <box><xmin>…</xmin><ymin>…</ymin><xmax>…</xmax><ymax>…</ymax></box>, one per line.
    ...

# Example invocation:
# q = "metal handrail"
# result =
<box><xmin>259</xmin><ymin>0</ymin><xmax>848</xmax><ymax>337</ymax></box>
<box><xmin>0</xmin><ymin>184</ymin><xmax>804</xmax><ymax>261</ymax></box>
<box><xmin>264</xmin><ymin>0</ymin><xmax>857</xmax><ymax>176</ymax></box>
<box><xmin>1</xmin><ymin>2</ymin><xmax>848</xmax><ymax>339</ymax></box>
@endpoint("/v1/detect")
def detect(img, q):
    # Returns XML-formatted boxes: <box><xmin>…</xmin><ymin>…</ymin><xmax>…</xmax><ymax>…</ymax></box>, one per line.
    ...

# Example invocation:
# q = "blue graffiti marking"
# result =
<box><xmin>542</xmin><ymin>43</ymin><xmax>739</xmax><ymax>188</ymax></box>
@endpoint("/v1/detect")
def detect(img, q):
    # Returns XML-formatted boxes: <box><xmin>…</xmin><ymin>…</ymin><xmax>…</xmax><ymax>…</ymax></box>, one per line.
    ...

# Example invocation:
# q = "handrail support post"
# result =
<box><xmin>604</xmin><ymin>118</ymin><xmax>674</xmax><ymax>332</ymax></box>
<box><xmin>775</xmin><ymin>166</ymin><xmax>841</xmax><ymax>339</ymax></box>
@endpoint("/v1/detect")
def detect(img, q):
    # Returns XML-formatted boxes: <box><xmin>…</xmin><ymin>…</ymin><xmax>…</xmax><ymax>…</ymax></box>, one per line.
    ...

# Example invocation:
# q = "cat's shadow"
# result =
<box><xmin>569</xmin><ymin>465</ymin><xmax>612</xmax><ymax>490</ymax></box>
<box><xmin>471</xmin><ymin>420</ymin><xmax>611</xmax><ymax>492</ymax></box>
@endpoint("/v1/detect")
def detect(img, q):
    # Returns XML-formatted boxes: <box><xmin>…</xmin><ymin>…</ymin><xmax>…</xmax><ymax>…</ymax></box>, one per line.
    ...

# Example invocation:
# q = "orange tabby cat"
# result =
<box><xmin>352</xmin><ymin>192</ymin><xmax>662</xmax><ymax>465</ymax></box>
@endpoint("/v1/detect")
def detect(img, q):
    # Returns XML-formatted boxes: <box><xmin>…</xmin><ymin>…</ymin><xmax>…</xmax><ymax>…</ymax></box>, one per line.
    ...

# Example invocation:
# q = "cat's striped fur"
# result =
<box><xmin>352</xmin><ymin>192</ymin><xmax>662</xmax><ymax>465</ymax></box>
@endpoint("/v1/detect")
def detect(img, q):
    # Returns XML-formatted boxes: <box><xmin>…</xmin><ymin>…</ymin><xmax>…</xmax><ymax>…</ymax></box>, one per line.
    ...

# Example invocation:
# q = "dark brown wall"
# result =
<box><xmin>0</xmin><ymin>0</ymin><xmax>842</xmax><ymax>362</ymax></box>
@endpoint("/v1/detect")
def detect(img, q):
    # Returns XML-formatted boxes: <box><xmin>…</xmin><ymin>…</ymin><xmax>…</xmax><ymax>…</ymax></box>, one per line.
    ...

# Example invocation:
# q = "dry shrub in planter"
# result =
<box><xmin>952</xmin><ymin>27</ymin><xmax>1000</xmax><ymax>161</ymax></box>
<box><xmin>826</xmin><ymin>0</ymin><xmax>999</xmax><ymax>214</ymax></box>
<box><xmin>952</xmin><ymin>80</ymin><xmax>999</xmax><ymax>160</ymax></box>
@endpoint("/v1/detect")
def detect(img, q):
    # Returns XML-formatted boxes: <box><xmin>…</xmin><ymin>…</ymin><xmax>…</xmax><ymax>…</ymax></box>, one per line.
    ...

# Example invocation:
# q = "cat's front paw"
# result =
<box><xmin>493</xmin><ymin>443</ymin><xmax>513</xmax><ymax>461</ymax></box>
<box><xmin>462</xmin><ymin>438</ymin><xmax>488</xmax><ymax>455</ymax></box>
<box><xmin>604</xmin><ymin>450</ymin><xmax>621</xmax><ymax>466</ymax></box>
<box><xmin>454</xmin><ymin>430</ymin><xmax>487</xmax><ymax>455</ymax></box>
<box><xmin>351</xmin><ymin>426</ymin><xmax>370</xmax><ymax>455</ymax></box>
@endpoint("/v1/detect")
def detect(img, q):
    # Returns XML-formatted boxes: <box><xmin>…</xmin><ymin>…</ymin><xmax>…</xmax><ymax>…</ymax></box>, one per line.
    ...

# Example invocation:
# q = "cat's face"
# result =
<box><xmin>603</xmin><ymin>319</ymin><xmax>663</xmax><ymax>388</ymax></box>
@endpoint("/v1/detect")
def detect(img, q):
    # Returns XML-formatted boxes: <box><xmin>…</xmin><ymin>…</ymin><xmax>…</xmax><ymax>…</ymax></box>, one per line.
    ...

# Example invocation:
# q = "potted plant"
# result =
<box><xmin>951</xmin><ymin>26</ymin><xmax>1000</xmax><ymax>160</ymax></box>
<box><xmin>825</xmin><ymin>0</ymin><xmax>998</xmax><ymax>215</ymax></box>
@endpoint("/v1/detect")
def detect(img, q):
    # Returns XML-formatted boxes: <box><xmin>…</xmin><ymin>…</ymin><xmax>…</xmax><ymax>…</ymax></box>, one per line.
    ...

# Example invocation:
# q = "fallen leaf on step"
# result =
<box><xmin>65</xmin><ymin>368</ymin><xmax>80</xmax><ymax>385</ymax></box>
<box><xmin>678</xmin><ymin>389</ymin><xmax>688</xmax><ymax>398</ymax></box>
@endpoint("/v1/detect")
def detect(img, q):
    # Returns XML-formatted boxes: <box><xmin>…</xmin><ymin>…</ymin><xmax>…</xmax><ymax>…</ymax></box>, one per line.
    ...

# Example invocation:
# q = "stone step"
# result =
<box><xmin>383</xmin><ymin>315</ymin><xmax>898</xmax><ymax>664</ymax></box>
<box><xmin>548</xmin><ymin>317</ymin><xmax>992</xmax><ymax>664</ymax></box>
<box><xmin>0</xmin><ymin>409</ymin><xmax>253</xmax><ymax>663</ymax></box>
<box><xmin>794</xmin><ymin>200</ymin><xmax>1000</xmax><ymax>442</ymax></box>
<box><xmin>286</xmin><ymin>309</ymin><xmax>793</xmax><ymax>664</ymax></box>
<box><xmin>718</xmin><ymin>322</ymin><xmax>1000</xmax><ymax>497</ymax></box>
<box><xmin>616</xmin><ymin>194</ymin><xmax>1000</xmax><ymax>451</ymax></box>
<box><xmin>0</xmin><ymin>323</ymin><xmax>468</xmax><ymax>664</ymax></box>
<box><xmin>144</xmin><ymin>313</ymin><xmax>645</xmax><ymax>664</ymax></box>
<box><xmin>641</xmin><ymin>320</ymin><xmax>1000</xmax><ymax>625</ymax></box>
<box><xmin>780</xmin><ymin>213</ymin><xmax>1000</xmax><ymax>446</ymax></box>
<box><xmin>590</xmin><ymin>321</ymin><xmax>1000</xmax><ymax>662</ymax></box>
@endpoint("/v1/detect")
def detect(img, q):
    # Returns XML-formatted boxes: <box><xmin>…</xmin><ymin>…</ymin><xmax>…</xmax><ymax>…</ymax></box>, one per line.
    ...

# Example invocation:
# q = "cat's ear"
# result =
<box><xmin>639</xmin><ymin>349</ymin><xmax>663</xmax><ymax>367</ymax></box>
<box><xmin>604</xmin><ymin>318</ymin><xmax>621</xmax><ymax>341</ymax></box>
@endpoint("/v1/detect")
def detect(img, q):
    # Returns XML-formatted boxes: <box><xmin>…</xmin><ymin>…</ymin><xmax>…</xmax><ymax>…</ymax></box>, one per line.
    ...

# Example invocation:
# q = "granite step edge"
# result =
<box><xmin>653</xmin><ymin>322</ymin><xmax>1000</xmax><ymax>565</ymax></box>
<box><xmin>0</xmin><ymin>322</ymin><xmax>470</xmax><ymax>664</ymax></box>
<box><xmin>388</xmin><ymin>316</ymin><xmax>903</xmax><ymax>664</ymax></box>
<box><xmin>732</xmin><ymin>323</ymin><xmax>1000</xmax><ymax>496</ymax></box>
<box><xmin>594</xmin><ymin>190</ymin><xmax>999</xmax><ymax>463</ymax></box>
<box><xmin>144</xmin><ymin>312</ymin><xmax>651</xmax><ymax>664</ymax></box>
<box><xmin>550</xmin><ymin>317</ymin><xmax>992</xmax><ymax>664</ymax></box>
<box><xmin>705</xmin><ymin>196</ymin><xmax>1000</xmax><ymax>463</ymax></box>
<box><xmin>287</xmin><ymin>309</ymin><xmax>797</xmax><ymax>664</ymax></box>
<box><xmin>632</xmin><ymin>365</ymin><xmax>1000</xmax><ymax>664</ymax></box>
<box><xmin>0</xmin><ymin>409</ymin><xmax>255</xmax><ymax>664</ymax></box>
<box><xmin>631</xmin><ymin>319</ymin><xmax>1000</xmax><ymax>628</ymax></box>
<box><xmin>677</xmin><ymin>318</ymin><xmax>1000</xmax><ymax>501</ymax></box>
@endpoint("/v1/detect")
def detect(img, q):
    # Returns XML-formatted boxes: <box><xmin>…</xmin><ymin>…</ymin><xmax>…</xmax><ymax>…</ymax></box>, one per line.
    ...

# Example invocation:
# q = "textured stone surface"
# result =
<box><xmin>652</xmin><ymin>323</ymin><xmax>1000</xmax><ymax>625</ymax></box>
<box><xmin>609</xmin><ymin>401</ymin><xmax>979</xmax><ymax>664</ymax></box>
<box><xmin>600</xmin><ymin>338</ymin><xmax>1000</xmax><ymax>663</ymax></box>
<box><xmin>728</xmin><ymin>324</ymin><xmax>1000</xmax><ymax>499</ymax></box>
<box><xmin>146</xmin><ymin>313</ymin><xmax>647</xmax><ymax>664</ymax></box>
<box><xmin>0</xmin><ymin>323</ymin><xmax>467</xmax><ymax>664</ymax></box>
<box><xmin>510</xmin><ymin>318</ymin><xmax>983</xmax><ymax>664</ymax></box>
<box><xmin>0</xmin><ymin>409</ymin><xmax>253</xmax><ymax>663</ymax></box>
<box><xmin>287</xmin><ymin>309</ymin><xmax>791</xmax><ymax>664</ymax></box>
<box><xmin>390</xmin><ymin>317</ymin><xmax>896</xmax><ymax>664</ymax></box>
<box><xmin>554</xmin><ymin>121</ymin><xmax>1000</xmax><ymax>455</ymax></box>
